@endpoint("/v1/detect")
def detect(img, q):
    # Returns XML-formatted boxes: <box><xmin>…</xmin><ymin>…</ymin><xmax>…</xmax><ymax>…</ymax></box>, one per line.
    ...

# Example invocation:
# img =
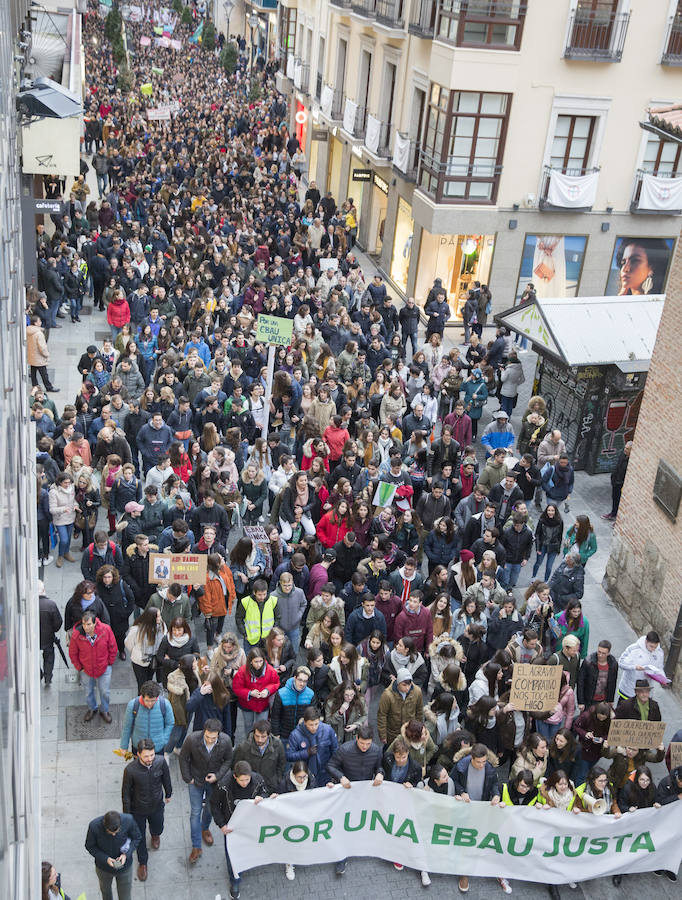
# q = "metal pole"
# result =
<box><xmin>664</xmin><ymin>601</ymin><xmax>682</xmax><ymax>684</ymax></box>
<box><xmin>261</xmin><ymin>343</ymin><xmax>276</xmax><ymax>442</ymax></box>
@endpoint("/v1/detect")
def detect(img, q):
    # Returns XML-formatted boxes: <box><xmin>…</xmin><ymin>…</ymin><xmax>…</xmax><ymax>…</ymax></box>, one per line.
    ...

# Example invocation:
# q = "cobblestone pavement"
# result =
<box><xmin>39</xmin><ymin>191</ymin><xmax>681</xmax><ymax>898</ymax></box>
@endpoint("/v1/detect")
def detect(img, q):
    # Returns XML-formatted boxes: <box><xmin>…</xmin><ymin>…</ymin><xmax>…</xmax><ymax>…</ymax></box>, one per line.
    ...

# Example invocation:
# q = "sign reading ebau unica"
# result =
<box><xmin>255</xmin><ymin>314</ymin><xmax>294</xmax><ymax>347</ymax></box>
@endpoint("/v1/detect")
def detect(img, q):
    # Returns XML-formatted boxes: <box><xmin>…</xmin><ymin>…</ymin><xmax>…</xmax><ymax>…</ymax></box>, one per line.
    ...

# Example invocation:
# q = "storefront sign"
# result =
<box><xmin>606</xmin><ymin>719</ymin><xmax>666</xmax><ymax>750</ymax></box>
<box><xmin>352</xmin><ymin>169</ymin><xmax>372</xmax><ymax>182</ymax></box>
<box><xmin>311</xmin><ymin>129</ymin><xmax>328</xmax><ymax>142</ymax></box>
<box><xmin>509</xmin><ymin>664</ymin><xmax>563</xmax><ymax>712</ymax></box>
<box><xmin>255</xmin><ymin>314</ymin><xmax>294</xmax><ymax>347</ymax></box>
<box><xmin>148</xmin><ymin>552</ymin><xmax>207</xmax><ymax>585</ymax></box>
<box><xmin>32</xmin><ymin>199</ymin><xmax>66</xmax><ymax>215</ymax></box>
<box><xmin>226</xmin><ymin>781</ymin><xmax>682</xmax><ymax>883</ymax></box>
<box><xmin>373</xmin><ymin>173</ymin><xmax>389</xmax><ymax>195</ymax></box>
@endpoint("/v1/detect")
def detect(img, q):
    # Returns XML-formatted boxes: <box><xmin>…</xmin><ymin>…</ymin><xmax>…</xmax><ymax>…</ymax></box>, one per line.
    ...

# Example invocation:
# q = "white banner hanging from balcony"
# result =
<box><xmin>546</xmin><ymin>169</ymin><xmax>598</xmax><ymax>208</ymax></box>
<box><xmin>344</xmin><ymin>99</ymin><xmax>358</xmax><ymax>136</ymax></box>
<box><xmin>366</xmin><ymin>115</ymin><xmax>381</xmax><ymax>155</ymax></box>
<box><xmin>320</xmin><ymin>85</ymin><xmax>333</xmax><ymax>119</ymax></box>
<box><xmin>286</xmin><ymin>54</ymin><xmax>295</xmax><ymax>80</ymax></box>
<box><xmin>638</xmin><ymin>173</ymin><xmax>682</xmax><ymax>211</ymax></box>
<box><xmin>393</xmin><ymin>131</ymin><xmax>411</xmax><ymax>172</ymax></box>
<box><xmin>294</xmin><ymin>60</ymin><xmax>303</xmax><ymax>89</ymax></box>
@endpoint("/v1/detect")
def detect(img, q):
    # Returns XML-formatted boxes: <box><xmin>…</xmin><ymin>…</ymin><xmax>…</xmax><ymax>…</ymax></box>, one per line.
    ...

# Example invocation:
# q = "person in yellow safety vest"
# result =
<box><xmin>538</xmin><ymin>769</ymin><xmax>583</xmax><ymax>811</ymax></box>
<box><xmin>500</xmin><ymin>769</ymin><xmax>542</xmax><ymax>807</ymax></box>
<box><xmin>235</xmin><ymin>578</ymin><xmax>281</xmax><ymax>649</ymax></box>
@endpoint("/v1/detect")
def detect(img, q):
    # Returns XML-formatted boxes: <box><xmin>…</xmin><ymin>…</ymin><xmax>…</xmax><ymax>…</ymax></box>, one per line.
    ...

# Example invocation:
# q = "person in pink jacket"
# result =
<box><xmin>69</xmin><ymin>610</ymin><xmax>118</xmax><ymax>723</ymax></box>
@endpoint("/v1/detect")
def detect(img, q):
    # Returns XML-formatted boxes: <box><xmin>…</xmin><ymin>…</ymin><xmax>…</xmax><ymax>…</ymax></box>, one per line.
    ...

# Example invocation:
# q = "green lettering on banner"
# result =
<box><xmin>259</xmin><ymin>825</ymin><xmax>281</xmax><ymax>843</ymax></box>
<box><xmin>312</xmin><ymin>820</ymin><xmax>333</xmax><ymax>841</ymax></box>
<box><xmin>344</xmin><ymin>810</ymin><xmax>367</xmax><ymax>832</ymax></box>
<box><xmin>563</xmin><ymin>837</ymin><xmax>588</xmax><ymax>857</ymax></box>
<box><xmin>283</xmin><ymin>825</ymin><xmax>310</xmax><ymax>843</ymax></box>
<box><xmin>588</xmin><ymin>838</ymin><xmax>609</xmax><ymax>855</ymax></box>
<box><xmin>630</xmin><ymin>832</ymin><xmax>655</xmax><ymax>853</ymax></box>
<box><xmin>431</xmin><ymin>823</ymin><xmax>453</xmax><ymax>845</ymax></box>
<box><xmin>507</xmin><ymin>836</ymin><xmax>534</xmax><ymax>857</ymax></box>
<box><xmin>613</xmin><ymin>833</ymin><xmax>633</xmax><ymax>853</ymax></box>
<box><xmin>544</xmin><ymin>836</ymin><xmax>560</xmax><ymax>857</ymax></box>
<box><xmin>370</xmin><ymin>811</ymin><xmax>394</xmax><ymax>835</ymax></box>
<box><xmin>255</xmin><ymin>314</ymin><xmax>294</xmax><ymax>347</ymax></box>
<box><xmin>395</xmin><ymin>818</ymin><xmax>419</xmax><ymax>843</ymax></box>
<box><xmin>453</xmin><ymin>827</ymin><xmax>478</xmax><ymax>847</ymax></box>
<box><xmin>478</xmin><ymin>832</ymin><xmax>504</xmax><ymax>854</ymax></box>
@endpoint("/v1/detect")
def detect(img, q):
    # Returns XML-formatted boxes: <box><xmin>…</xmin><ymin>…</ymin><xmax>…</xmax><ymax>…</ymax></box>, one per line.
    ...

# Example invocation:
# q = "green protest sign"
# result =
<box><xmin>255</xmin><ymin>314</ymin><xmax>293</xmax><ymax>347</ymax></box>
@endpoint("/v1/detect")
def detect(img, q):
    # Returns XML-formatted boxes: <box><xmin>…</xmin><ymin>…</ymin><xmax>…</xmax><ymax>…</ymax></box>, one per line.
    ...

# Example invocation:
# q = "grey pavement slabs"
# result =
<box><xmin>38</xmin><ymin>235</ymin><xmax>681</xmax><ymax>899</ymax></box>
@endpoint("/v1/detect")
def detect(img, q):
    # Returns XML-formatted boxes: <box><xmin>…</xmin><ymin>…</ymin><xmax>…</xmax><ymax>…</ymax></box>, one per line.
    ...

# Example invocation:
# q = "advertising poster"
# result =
<box><xmin>604</xmin><ymin>236</ymin><xmax>675</xmax><ymax>295</ymax></box>
<box><xmin>515</xmin><ymin>234</ymin><xmax>587</xmax><ymax>303</ymax></box>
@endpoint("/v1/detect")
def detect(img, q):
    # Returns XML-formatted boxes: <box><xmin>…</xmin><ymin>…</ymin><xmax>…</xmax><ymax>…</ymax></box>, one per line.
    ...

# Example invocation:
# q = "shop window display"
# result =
<box><xmin>415</xmin><ymin>232</ymin><xmax>495</xmax><ymax>319</ymax></box>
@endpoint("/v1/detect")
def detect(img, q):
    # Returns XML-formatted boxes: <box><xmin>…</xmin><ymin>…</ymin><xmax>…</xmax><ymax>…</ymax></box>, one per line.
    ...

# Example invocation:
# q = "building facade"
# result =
<box><xmin>275</xmin><ymin>0</ymin><xmax>682</xmax><ymax>324</ymax></box>
<box><xmin>0</xmin><ymin>2</ymin><xmax>42</xmax><ymax>898</ymax></box>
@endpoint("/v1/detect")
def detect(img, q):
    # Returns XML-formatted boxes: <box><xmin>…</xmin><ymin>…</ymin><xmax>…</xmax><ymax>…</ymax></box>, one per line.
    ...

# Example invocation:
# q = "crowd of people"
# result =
<box><xmin>35</xmin><ymin>3</ymin><xmax>679</xmax><ymax>900</ymax></box>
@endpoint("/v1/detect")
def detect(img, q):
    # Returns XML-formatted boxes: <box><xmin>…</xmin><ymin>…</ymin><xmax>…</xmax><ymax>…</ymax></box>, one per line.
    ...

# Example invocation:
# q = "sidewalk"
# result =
<box><xmin>39</xmin><ymin>217</ymin><xmax>681</xmax><ymax>900</ymax></box>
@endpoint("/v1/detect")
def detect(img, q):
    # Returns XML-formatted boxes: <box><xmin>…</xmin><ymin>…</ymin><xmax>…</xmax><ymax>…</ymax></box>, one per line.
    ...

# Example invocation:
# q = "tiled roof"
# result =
<box><xmin>648</xmin><ymin>105</ymin><xmax>682</xmax><ymax>138</ymax></box>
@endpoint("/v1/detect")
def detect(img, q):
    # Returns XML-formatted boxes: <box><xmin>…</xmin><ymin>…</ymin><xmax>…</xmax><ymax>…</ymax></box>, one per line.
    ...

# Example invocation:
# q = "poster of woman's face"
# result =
<box><xmin>515</xmin><ymin>234</ymin><xmax>587</xmax><ymax>303</ymax></box>
<box><xmin>605</xmin><ymin>236</ymin><xmax>675</xmax><ymax>296</ymax></box>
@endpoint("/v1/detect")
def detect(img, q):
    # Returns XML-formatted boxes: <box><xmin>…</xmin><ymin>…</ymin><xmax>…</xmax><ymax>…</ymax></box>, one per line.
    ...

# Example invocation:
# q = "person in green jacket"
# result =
<box><xmin>556</xmin><ymin>599</ymin><xmax>590</xmax><ymax>660</ymax></box>
<box><xmin>562</xmin><ymin>515</ymin><xmax>597</xmax><ymax>566</ymax></box>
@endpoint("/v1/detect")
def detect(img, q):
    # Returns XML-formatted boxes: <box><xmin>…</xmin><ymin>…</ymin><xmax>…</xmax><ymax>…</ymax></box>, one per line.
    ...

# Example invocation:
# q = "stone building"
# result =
<box><xmin>604</xmin><ymin>224</ymin><xmax>682</xmax><ymax>693</ymax></box>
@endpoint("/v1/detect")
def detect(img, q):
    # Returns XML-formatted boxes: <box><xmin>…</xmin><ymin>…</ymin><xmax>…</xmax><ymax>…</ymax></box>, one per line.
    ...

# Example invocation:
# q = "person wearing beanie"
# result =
<box><xmin>377</xmin><ymin>667</ymin><xmax>424</xmax><ymax>746</ymax></box>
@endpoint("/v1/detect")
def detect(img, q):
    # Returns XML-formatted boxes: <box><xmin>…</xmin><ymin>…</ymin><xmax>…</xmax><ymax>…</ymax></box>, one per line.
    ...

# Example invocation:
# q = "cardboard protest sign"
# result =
<box><xmin>606</xmin><ymin>718</ymin><xmax>666</xmax><ymax>750</ymax></box>
<box><xmin>244</xmin><ymin>525</ymin><xmax>269</xmax><ymax>544</ymax></box>
<box><xmin>372</xmin><ymin>481</ymin><xmax>397</xmax><ymax>508</ymax></box>
<box><xmin>669</xmin><ymin>742</ymin><xmax>682</xmax><ymax>770</ymax></box>
<box><xmin>509</xmin><ymin>663</ymin><xmax>563</xmax><ymax>712</ymax></box>
<box><xmin>255</xmin><ymin>314</ymin><xmax>293</xmax><ymax>347</ymax></box>
<box><xmin>148</xmin><ymin>552</ymin><xmax>207</xmax><ymax>585</ymax></box>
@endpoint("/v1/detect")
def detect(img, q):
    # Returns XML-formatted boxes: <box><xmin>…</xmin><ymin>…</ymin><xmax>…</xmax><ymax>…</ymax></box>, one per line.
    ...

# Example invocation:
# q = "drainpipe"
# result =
<box><xmin>664</xmin><ymin>601</ymin><xmax>682</xmax><ymax>683</ymax></box>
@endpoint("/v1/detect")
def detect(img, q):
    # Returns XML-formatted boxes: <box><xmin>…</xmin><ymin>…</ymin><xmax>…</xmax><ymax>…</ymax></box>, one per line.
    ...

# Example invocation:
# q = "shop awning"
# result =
<box><xmin>494</xmin><ymin>295</ymin><xmax>664</xmax><ymax>370</ymax></box>
<box><xmin>640</xmin><ymin>105</ymin><xmax>682</xmax><ymax>144</ymax></box>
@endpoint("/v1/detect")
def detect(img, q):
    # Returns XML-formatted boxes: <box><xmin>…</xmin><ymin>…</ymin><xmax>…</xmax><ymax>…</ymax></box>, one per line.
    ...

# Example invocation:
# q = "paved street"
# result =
<box><xmin>38</xmin><ymin>213</ymin><xmax>681</xmax><ymax>899</ymax></box>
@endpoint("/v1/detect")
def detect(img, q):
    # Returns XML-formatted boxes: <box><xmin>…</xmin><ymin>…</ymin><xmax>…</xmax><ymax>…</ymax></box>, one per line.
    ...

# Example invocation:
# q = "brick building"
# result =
<box><xmin>604</xmin><ymin>225</ymin><xmax>682</xmax><ymax>692</ymax></box>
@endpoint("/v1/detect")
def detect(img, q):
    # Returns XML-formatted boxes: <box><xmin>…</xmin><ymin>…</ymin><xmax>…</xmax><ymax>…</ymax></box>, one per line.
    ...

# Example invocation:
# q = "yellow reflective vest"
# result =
<box><xmin>240</xmin><ymin>594</ymin><xmax>278</xmax><ymax>645</ymax></box>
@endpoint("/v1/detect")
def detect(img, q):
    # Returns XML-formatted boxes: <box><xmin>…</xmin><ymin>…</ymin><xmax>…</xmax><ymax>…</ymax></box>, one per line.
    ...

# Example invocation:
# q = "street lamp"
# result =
<box><xmin>222</xmin><ymin>0</ymin><xmax>234</xmax><ymax>39</ymax></box>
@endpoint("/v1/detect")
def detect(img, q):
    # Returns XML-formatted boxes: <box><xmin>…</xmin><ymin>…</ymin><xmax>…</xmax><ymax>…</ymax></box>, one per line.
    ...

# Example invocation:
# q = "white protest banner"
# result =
<box><xmin>226</xmin><ymin>782</ymin><xmax>682</xmax><ymax>884</ymax></box>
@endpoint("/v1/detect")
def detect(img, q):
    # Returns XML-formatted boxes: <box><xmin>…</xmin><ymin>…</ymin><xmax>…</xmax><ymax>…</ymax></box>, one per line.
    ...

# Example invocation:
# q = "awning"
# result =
<box><xmin>640</xmin><ymin>104</ymin><xmax>682</xmax><ymax>144</ymax></box>
<box><xmin>494</xmin><ymin>295</ymin><xmax>664</xmax><ymax>368</ymax></box>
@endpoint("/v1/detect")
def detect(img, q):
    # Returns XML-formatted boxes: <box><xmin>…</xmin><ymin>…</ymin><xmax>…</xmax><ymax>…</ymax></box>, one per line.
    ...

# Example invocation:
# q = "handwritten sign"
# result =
<box><xmin>606</xmin><ymin>718</ymin><xmax>666</xmax><ymax>751</ymax></box>
<box><xmin>669</xmin><ymin>742</ymin><xmax>682</xmax><ymax>770</ymax></box>
<box><xmin>244</xmin><ymin>525</ymin><xmax>269</xmax><ymax>544</ymax></box>
<box><xmin>255</xmin><ymin>314</ymin><xmax>293</xmax><ymax>347</ymax></box>
<box><xmin>509</xmin><ymin>663</ymin><xmax>563</xmax><ymax>712</ymax></box>
<box><xmin>148</xmin><ymin>552</ymin><xmax>207</xmax><ymax>585</ymax></box>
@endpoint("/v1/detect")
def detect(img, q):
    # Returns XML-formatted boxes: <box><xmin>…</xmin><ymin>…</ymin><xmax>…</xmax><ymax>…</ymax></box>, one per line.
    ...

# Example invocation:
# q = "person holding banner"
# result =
<box><xmin>452</xmin><ymin>743</ymin><xmax>501</xmax><ymax>893</ymax></box>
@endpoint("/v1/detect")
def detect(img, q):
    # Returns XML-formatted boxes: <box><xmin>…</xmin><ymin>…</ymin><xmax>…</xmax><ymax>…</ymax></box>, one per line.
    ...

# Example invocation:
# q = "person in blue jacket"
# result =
<box><xmin>270</xmin><ymin>667</ymin><xmax>315</xmax><ymax>740</ymax></box>
<box><xmin>480</xmin><ymin>410</ymin><xmax>515</xmax><ymax>458</ymax></box>
<box><xmin>344</xmin><ymin>596</ymin><xmax>387</xmax><ymax>646</ymax></box>
<box><xmin>287</xmin><ymin>706</ymin><xmax>339</xmax><ymax>786</ymax></box>
<box><xmin>186</xmin><ymin>672</ymin><xmax>232</xmax><ymax>735</ymax></box>
<box><xmin>120</xmin><ymin>681</ymin><xmax>175</xmax><ymax>753</ymax></box>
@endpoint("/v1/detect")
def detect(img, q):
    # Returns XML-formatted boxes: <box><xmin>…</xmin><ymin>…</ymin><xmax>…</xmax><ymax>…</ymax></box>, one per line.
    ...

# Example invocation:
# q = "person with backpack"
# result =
<box><xmin>68</xmin><ymin>609</ymin><xmax>118</xmax><ymax>724</ymax></box>
<box><xmin>119</xmin><ymin>680</ymin><xmax>175</xmax><ymax>755</ymax></box>
<box><xmin>80</xmin><ymin>530</ymin><xmax>124</xmax><ymax>581</ymax></box>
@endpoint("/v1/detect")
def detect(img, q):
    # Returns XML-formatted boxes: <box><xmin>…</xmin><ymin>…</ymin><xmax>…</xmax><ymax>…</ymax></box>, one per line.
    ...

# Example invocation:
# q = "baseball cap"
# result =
<box><xmin>125</xmin><ymin>501</ymin><xmax>144</xmax><ymax>514</ymax></box>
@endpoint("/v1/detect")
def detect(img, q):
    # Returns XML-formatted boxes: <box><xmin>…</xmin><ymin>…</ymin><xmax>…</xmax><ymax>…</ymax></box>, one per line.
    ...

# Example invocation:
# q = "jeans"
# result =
<box><xmin>110</xmin><ymin>325</ymin><xmax>123</xmax><ymax>343</ymax></box>
<box><xmin>279</xmin><ymin>515</ymin><xmax>315</xmax><ymax>541</ymax></box>
<box><xmin>514</xmin><ymin>332</ymin><xmax>528</xmax><ymax>350</ymax></box>
<box><xmin>56</xmin><ymin>523</ymin><xmax>73</xmax><ymax>557</ymax></box>
<box><xmin>164</xmin><ymin>723</ymin><xmax>187</xmax><ymax>754</ymax></box>
<box><xmin>133</xmin><ymin>802</ymin><xmax>165</xmax><ymax>864</ymax></box>
<box><xmin>132</xmin><ymin>662</ymin><xmax>153</xmax><ymax>692</ymax></box>
<box><xmin>38</xmin><ymin>518</ymin><xmax>51</xmax><ymax>559</ymax></box>
<box><xmin>499</xmin><ymin>395</ymin><xmax>514</xmax><ymax>417</ymax></box>
<box><xmin>224</xmin><ymin>834</ymin><xmax>241</xmax><ymax>888</ymax></box>
<box><xmin>240</xmin><ymin>708</ymin><xmax>259</xmax><ymax>734</ymax></box>
<box><xmin>532</xmin><ymin>549</ymin><xmax>558</xmax><ymax>582</ymax></box>
<box><xmin>86</xmin><ymin>665</ymin><xmax>112</xmax><ymax>712</ymax></box>
<box><xmin>610</xmin><ymin>482</ymin><xmax>623</xmax><ymax>517</ymax></box>
<box><xmin>48</xmin><ymin>299</ymin><xmax>60</xmax><ymax>328</ymax></box>
<box><xmin>95</xmin><ymin>864</ymin><xmax>133</xmax><ymax>900</ymax></box>
<box><xmin>97</xmin><ymin>172</ymin><xmax>108</xmax><ymax>197</ymax></box>
<box><xmin>285</xmin><ymin>626</ymin><xmax>301</xmax><ymax>654</ymax></box>
<box><xmin>189</xmin><ymin>782</ymin><xmax>214</xmax><ymax>848</ymax></box>
<box><xmin>401</xmin><ymin>331</ymin><xmax>418</xmax><ymax>358</ymax></box>
<box><xmin>504</xmin><ymin>562</ymin><xmax>522</xmax><ymax>588</ymax></box>
<box><xmin>535</xmin><ymin>719</ymin><xmax>562</xmax><ymax>742</ymax></box>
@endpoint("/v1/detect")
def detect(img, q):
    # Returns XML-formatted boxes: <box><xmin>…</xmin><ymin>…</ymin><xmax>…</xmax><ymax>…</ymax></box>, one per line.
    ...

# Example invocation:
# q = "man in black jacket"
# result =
<box><xmin>85</xmin><ymin>809</ymin><xmax>142</xmax><ymax>900</ymax></box>
<box><xmin>331</xmin><ymin>532</ymin><xmax>364</xmax><ymax>591</ymax></box>
<box><xmin>179</xmin><ymin>720</ymin><xmax>233</xmax><ymax>863</ymax></box>
<box><xmin>488</xmin><ymin>473</ymin><xmax>524</xmax><ymax>526</ymax></box>
<box><xmin>81</xmin><ymin>530</ymin><xmax>125</xmax><ymax>581</ymax></box>
<box><xmin>577</xmin><ymin>640</ymin><xmax>618</xmax><ymax>710</ymax></box>
<box><xmin>512</xmin><ymin>454</ymin><xmax>542</xmax><ymax>502</ymax></box>
<box><xmin>232</xmin><ymin>719</ymin><xmax>286</xmax><ymax>793</ymax></box>
<box><xmin>603</xmin><ymin>441</ymin><xmax>632</xmax><ymax>520</ymax></box>
<box><xmin>499</xmin><ymin>512</ymin><xmax>533</xmax><ymax>588</ymax></box>
<box><xmin>615</xmin><ymin>680</ymin><xmax>662</xmax><ymax>722</ymax></box>
<box><xmin>39</xmin><ymin>581</ymin><xmax>63</xmax><ymax>685</ymax></box>
<box><xmin>398</xmin><ymin>296</ymin><xmax>420</xmax><ymax>357</ymax></box>
<box><xmin>461</xmin><ymin>502</ymin><xmax>498</xmax><ymax>550</ymax></box>
<box><xmin>121</xmin><ymin>738</ymin><xmax>172</xmax><ymax>882</ymax></box>
<box><xmin>327</xmin><ymin>724</ymin><xmax>384</xmax><ymax>875</ymax></box>
<box><xmin>122</xmin><ymin>534</ymin><xmax>156</xmax><ymax>614</ymax></box>
<box><xmin>190</xmin><ymin>493</ymin><xmax>231</xmax><ymax>546</ymax></box>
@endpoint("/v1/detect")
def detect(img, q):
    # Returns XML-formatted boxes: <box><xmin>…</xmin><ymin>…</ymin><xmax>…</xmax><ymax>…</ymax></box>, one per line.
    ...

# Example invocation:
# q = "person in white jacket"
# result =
<box><xmin>617</xmin><ymin>631</ymin><xmax>665</xmax><ymax>700</ymax></box>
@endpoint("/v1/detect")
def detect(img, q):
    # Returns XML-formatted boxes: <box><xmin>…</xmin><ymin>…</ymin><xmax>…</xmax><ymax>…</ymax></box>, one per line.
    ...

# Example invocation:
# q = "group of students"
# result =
<box><xmin>33</xmin><ymin>3</ymin><xmax>681</xmax><ymax>900</ymax></box>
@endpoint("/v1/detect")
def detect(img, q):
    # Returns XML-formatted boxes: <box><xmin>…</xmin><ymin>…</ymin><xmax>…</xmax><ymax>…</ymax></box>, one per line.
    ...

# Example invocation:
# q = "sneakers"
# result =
<box><xmin>499</xmin><ymin>878</ymin><xmax>512</xmax><ymax>894</ymax></box>
<box><xmin>564</xmin><ymin>502</ymin><xmax>570</xmax><ymax>513</ymax></box>
<box><xmin>459</xmin><ymin>876</ymin><xmax>469</xmax><ymax>892</ymax></box>
<box><xmin>421</xmin><ymin>871</ymin><xmax>431</xmax><ymax>887</ymax></box>
<box><xmin>335</xmin><ymin>860</ymin><xmax>347</xmax><ymax>875</ymax></box>
<box><xmin>285</xmin><ymin>864</ymin><xmax>295</xmax><ymax>881</ymax></box>
<box><xmin>393</xmin><ymin>863</ymin><xmax>404</xmax><ymax>871</ymax></box>
<box><xmin>41</xmin><ymin>556</ymin><xmax>54</xmax><ymax>566</ymax></box>
<box><xmin>568</xmin><ymin>883</ymin><xmax>577</xmax><ymax>889</ymax></box>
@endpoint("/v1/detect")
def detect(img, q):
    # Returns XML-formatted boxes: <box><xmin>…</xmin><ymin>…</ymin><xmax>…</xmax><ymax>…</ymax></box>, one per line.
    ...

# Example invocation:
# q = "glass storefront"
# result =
<box><xmin>415</xmin><ymin>231</ymin><xmax>496</xmax><ymax>319</ymax></box>
<box><xmin>390</xmin><ymin>197</ymin><xmax>414</xmax><ymax>294</ymax></box>
<box><xmin>327</xmin><ymin>135</ymin><xmax>343</xmax><ymax>202</ymax></box>
<box><xmin>347</xmin><ymin>167</ymin><xmax>366</xmax><ymax>228</ymax></box>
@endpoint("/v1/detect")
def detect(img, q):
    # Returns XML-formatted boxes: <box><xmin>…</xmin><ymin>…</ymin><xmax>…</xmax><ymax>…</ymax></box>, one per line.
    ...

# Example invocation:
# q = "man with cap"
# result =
<box><xmin>331</xmin><ymin>532</ymin><xmax>364</xmax><ymax>592</ymax></box>
<box><xmin>615</xmin><ymin>679</ymin><xmax>662</xmax><ymax>723</ymax></box>
<box><xmin>118</xmin><ymin>501</ymin><xmax>146</xmax><ymax>551</ymax></box>
<box><xmin>480</xmin><ymin>410</ymin><xmax>515</xmax><ymax>458</ymax></box>
<box><xmin>377</xmin><ymin>667</ymin><xmax>424</xmax><ymax>746</ymax></box>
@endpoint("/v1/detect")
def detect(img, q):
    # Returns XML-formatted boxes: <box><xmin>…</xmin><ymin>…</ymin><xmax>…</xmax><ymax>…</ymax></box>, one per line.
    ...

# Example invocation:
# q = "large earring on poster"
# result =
<box><xmin>641</xmin><ymin>273</ymin><xmax>653</xmax><ymax>294</ymax></box>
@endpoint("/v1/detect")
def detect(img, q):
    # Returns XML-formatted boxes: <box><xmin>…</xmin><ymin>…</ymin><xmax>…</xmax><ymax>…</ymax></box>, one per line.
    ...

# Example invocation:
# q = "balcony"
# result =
<box><xmin>392</xmin><ymin>134</ymin><xmax>420</xmax><ymax>180</ymax></box>
<box><xmin>418</xmin><ymin>151</ymin><xmax>503</xmax><ymax>203</ymax></box>
<box><xmin>320</xmin><ymin>83</ymin><xmax>345</xmax><ymax>119</ymax></box>
<box><xmin>563</xmin><ymin>9</ymin><xmax>630</xmax><ymax>62</ymax></box>
<box><xmin>329</xmin><ymin>0</ymin><xmax>352</xmax><ymax>8</ymax></box>
<box><xmin>351</xmin><ymin>0</ymin><xmax>376</xmax><ymax>15</ymax></box>
<box><xmin>409</xmin><ymin>0</ymin><xmax>437</xmax><ymax>37</ymax></box>
<box><xmin>364</xmin><ymin>114</ymin><xmax>393</xmax><ymax>157</ymax></box>
<box><xmin>294</xmin><ymin>60</ymin><xmax>310</xmax><ymax>94</ymax></box>
<box><xmin>630</xmin><ymin>169</ymin><xmax>682</xmax><ymax>215</ymax></box>
<box><xmin>539</xmin><ymin>165</ymin><xmax>600</xmax><ymax>211</ymax></box>
<box><xmin>661</xmin><ymin>14</ymin><xmax>682</xmax><ymax>65</ymax></box>
<box><xmin>376</xmin><ymin>0</ymin><xmax>404</xmax><ymax>28</ymax></box>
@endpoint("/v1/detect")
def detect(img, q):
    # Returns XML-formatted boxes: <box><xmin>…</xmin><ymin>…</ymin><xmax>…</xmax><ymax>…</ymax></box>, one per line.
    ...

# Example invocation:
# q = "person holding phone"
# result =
<box><xmin>85</xmin><ymin>809</ymin><xmax>141</xmax><ymax>900</ymax></box>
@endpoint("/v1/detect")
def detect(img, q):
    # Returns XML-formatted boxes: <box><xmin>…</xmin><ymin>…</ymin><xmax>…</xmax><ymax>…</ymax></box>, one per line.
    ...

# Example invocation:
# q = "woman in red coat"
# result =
<box><xmin>107</xmin><ymin>290</ymin><xmax>131</xmax><ymax>344</ymax></box>
<box><xmin>231</xmin><ymin>647</ymin><xmax>281</xmax><ymax>733</ymax></box>
<box><xmin>316</xmin><ymin>498</ymin><xmax>352</xmax><ymax>549</ymax></box>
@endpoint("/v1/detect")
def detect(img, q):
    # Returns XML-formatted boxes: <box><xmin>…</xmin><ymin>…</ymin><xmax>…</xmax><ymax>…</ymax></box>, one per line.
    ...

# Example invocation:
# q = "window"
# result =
<box><xmin>641</xmin><ymin>134</ymin><xmax>682</xmax><ymax>176</ymax></box>
<box><xmin>279</xmin><ymin>7</ymin><xmax>296</xmax><ymax>57</ymax></box>
<box><xmin>550</xmin><ymin>115</ymin><xmax>596</xmax><ymax>172</ymax></box>
<box><xmin>662</xmin><ymin>1</ymin><xmax>682</xmax><ymax>63</ymax></box>
<box><xmin>419</xmin><ymin>87</ymin><xmax>510</xmax><ymax>202</ymax></box>
<box><xmin>437</xmin><ymin>0</ymin><xmax>527</xmax><ymax>49</ymax></box>
<box><xmin>564</xmin><ymin>0</ymin><xmax>629</xmax><ymax>61</ymax></box>
<box><xmin>316</xmin><ymin>36</ymin><xmax>325</xmax><ymax>100</ymax></box>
